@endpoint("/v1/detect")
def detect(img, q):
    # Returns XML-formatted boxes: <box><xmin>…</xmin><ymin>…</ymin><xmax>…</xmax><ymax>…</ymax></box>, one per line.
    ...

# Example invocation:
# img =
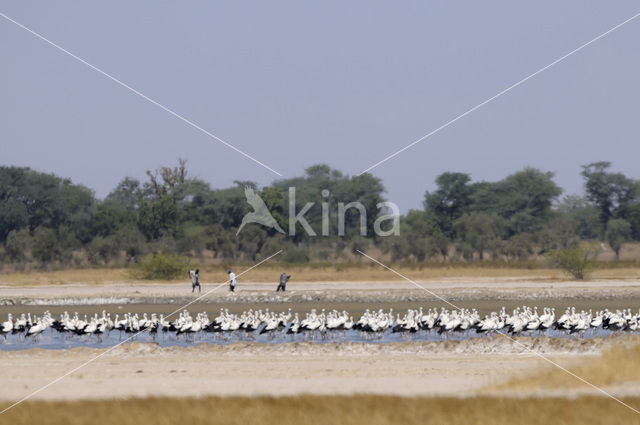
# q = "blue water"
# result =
<box><xmin>0</xmin><ymin>327</ymin><xmax>624</xmax><ymax>351</ymax></box>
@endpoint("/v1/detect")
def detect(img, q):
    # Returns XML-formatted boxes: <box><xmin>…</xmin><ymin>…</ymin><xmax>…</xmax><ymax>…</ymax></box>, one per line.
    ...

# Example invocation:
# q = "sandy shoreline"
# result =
<box><xmin>0</xmin><ymin>337</ymin><xmax>620</xmax><ymax>401</ymax></box>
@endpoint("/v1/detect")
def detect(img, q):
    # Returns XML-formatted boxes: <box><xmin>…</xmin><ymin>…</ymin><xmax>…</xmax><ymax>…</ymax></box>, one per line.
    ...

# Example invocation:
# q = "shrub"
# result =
<box><xmin>131</xmin><ymin>253</ymin><xmax>185</xmax><ymax>280</ymax></box>
<box><xmin>115</xmin><ymin>226</ymin><xmax>146</xmax><ymax>263</ymax></box>
<box><xmin>315</xmin><ymin>250</ymin><xmax>332</xmax><ymax>261</ymax></box>
<box><xmin>547</xmin><ymin>246</ymin><xmax>595</xmax><ymax>280</ymax></box>
<box><xmin>87</xmin><ymin>236</ymin><xmax>120</xmax><ymax>265</ymax></box>
<box><xmin>605</xmin><ymin>219</ymin><xmax>631</xmax><ymax>260</ymax></box>
<box><xmin>31</xmin><ymin>227</ymin><xmax>60</xmax><ymax>264</ymax></box>
<box><xmin>505</xmin><ymin>233</ymin><xmax>535</xmax><ymax>261</ymax></box>
<box><xmin>5</xmin><ymin>229</ymin><xmax>31</xmax><ymax>263</ymax></box>
<box><xmin>176</xmin><ymin>223</ymin><xmax>208</xmax><ymax>255</ymax></box>
<box><xmin>282</xmin><ymin>247</ymin><xmax>309</xmax><ymax>263</ymax></box>
<box><xmin>350</xmin><ymin>236</ymin><xmax>370</xmax><ymax>256</ymax></box>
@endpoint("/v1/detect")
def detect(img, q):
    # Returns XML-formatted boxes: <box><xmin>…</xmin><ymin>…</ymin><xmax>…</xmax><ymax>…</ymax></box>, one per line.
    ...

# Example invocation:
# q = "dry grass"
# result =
<box><xmin>1</xmin><ymin>395</ymin><xmax>639</xmax><ymax>425</ymax></box>
<box><xmin>3</xmin><ymin>242</ymin><xmax>640</xmax><ymax>285</ymax></box>
<box><xmin>496</xmin><ymin>338</ymin><xmax>640</xmax><ymax>391</ymax></box>
<box><xmin>0</xmin><ymin>268</ymin><xmax>133</xmax><ymax>286</ymax></box>
<box><xmin>4</xmin><ymin>263</ymin><xmax>640</xmax><ymax>286</ymax></box>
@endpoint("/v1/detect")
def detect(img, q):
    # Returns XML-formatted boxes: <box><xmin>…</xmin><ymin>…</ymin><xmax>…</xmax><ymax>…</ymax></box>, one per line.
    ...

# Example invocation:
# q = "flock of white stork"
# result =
<box><xmin>0</xmin><ymin>305</ymin><xmax>638</xmax><ymax>341</ymax></box>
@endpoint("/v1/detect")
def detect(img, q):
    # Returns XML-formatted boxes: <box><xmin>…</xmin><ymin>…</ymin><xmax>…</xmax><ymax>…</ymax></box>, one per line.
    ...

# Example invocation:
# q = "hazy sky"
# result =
<box><xmin>1</xmin><ymin>1</ymin><xmax>639</xmax><ymax>211</ymax></box>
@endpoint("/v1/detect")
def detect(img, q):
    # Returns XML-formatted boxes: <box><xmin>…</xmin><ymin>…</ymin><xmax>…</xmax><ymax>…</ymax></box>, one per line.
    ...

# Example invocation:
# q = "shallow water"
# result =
<box><xmin>0</xmin><ymin>326</ymin><xmax>626</xmax><ymax>351</ymax></box>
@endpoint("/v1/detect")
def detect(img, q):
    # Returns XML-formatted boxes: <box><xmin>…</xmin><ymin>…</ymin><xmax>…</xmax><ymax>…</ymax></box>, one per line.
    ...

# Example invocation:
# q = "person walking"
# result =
<box><xmin>276</xmin><ymin>272</ymin><xmax>290</xmax><ymax>292</ymax></box>
<box><xmin>227</xmin><ymin>269</ymin><xmax>236</xmax><ymax>292</ymax></box>
<box><xmin>189</xmin><ymin>269</ymin><xmax>201</xmax><ymax>293</ymax></box>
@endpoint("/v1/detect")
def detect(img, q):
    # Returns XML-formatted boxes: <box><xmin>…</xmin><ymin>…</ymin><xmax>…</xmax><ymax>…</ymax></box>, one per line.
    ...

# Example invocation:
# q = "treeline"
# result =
<box><xmin>0</xmin><ymin>160</ymin><xmax>638</xmax><ymax>269</ymax></box>
<box><xmin>384</xmin><ymin>163</ymin><xmax>639</xmax><ymax>263</ymax></box>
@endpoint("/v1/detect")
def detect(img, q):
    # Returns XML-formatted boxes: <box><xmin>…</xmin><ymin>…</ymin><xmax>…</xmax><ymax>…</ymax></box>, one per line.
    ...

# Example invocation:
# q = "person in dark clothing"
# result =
<box><xmin>276</xmin><ymin>272</ymin><xmax>291</xmax><ymax>292</ymax></box>
<box><xmin>189</xmin><ymin>269</ymin><xmax>201</xmax><ymax>293</ymax></box>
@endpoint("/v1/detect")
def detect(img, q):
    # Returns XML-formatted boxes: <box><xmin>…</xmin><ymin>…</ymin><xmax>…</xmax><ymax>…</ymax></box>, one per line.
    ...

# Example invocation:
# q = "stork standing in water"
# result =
<box><xmin>26</xmin><ymin>318</ymin><xmax>47</xmax><ymax>340</ymax></box>
<box><xmin>3</xmin><ymin>305</ymin><xmax>640</xmax><ymax>345</ymax></box>
<box><xmin>1</xmin><ymin>313</ymin><xmax>13</xmax><ymax>339</ymax></box>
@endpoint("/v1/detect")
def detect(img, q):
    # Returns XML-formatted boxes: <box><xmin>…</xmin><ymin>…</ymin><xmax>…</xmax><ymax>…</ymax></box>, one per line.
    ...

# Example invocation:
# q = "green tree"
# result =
<box><xmin>144</xmin><ymin>159</ymin><xmax>189</xmax><ymax>204</ymax></box>
<box><xmin>471</xmin><ymin>168</ymin><xmax>561</xmax><ymax>235</ymax></box>
<box><xmin>175</xmin><ymin>223</ymin><xmax>208</xmax><ymax>256</ymax></box>
<box><xmin>200</xmin><ymin>185</ymin><xmax>250</xmax><ymax>229</ymax></box>
<box><xmin>454</xmin><ymin>212</ymin><xmax>504</xmax><ymax>260</ymax></box>
<box><xmin>258</xmin><ymin>233</ymin><xmax>289</xmax><ymax>259</ymax></box>
<box><xmin>454</xmin><ymin>241</ymin><xmax>475</xmax><ymax>262</ymax></box>
<box><xmin>92</xmin><ymin>201</ymin><xmax>137</xmax><ymax>238</ymax></box>
<box><xmin>138</xmin><ymin>197</ymin><xmax>178</xmax><ymax>240</ymax></box>
<box><xmin>272</xmin><ymin>164</ymin><xmax>385</xmax><ymax>241</ymax></box>
<box><xmin>627</xmin><ymin>203</ymin><xmax>640</xmax><ymax>241</ymax></box>
<box><xmin>237</xmin><ymin>226</ymin><xmax>268</xmax><ymax>261</ymax></box>
<box><xmin>380</xmin><ymin>235</ymin><xmax>410</xmax><ymax>262</ymax></box>
<box><xmin>115</xmin><ymin>225</ymin><xmax>146</xmax><ymax>262</ymax></box>
<box><xmin>581</xmin><ymin>162</ymin><xmax>637</xmax><ymax>228</ymax></box>
<box><xmin>87</xmin><ymin>236</ymin><xmax>120</xmax><ymax>264</ymax></box>
<box><xmin>505</xmin><ymin>233</ymin><xmax>535</xmax><ymax>261</ymax></box>
<box><xmin>139</xmin><ymin>160</ymin><xmax>217</xmax><ymax>240</ymax></box>
<box><xmin>259</xmin><ymin>186</ymin><xmax>287</xmax><ymax>234</ymax></box>
<box><xmin>205</xmin><ymin>224</ymin><xmax>238</xmax><ymax>259</ymax></box>
<box><xmin>429</xmin><ymin>231</ymin><xmax>451</xmax><ymax>261</ymax></box>
<box><xmin>534</xmin><ymin>216</ymin><xmax>579</xmax><ymax>256</ymax></box>
<box><xmin>401</xmin><ymin>210</ymin><xmax>449</xmax><ymax>261</ymax></box>
<box><xmin>31</xmin><ymin>227</ymin><xmax>60</xmax><ymax>264</ymax></box>
<box><xmin>330</xmin><ymin>172</ymin><xmax>385</xmax><ymax>240</ymax></box>
<box><xmin>0</xmin><ymin>166</ymin><xmax>96</xmax><ymax>242</ymax></box>
<box><xmin>56</xmin><ymin>225</ymin><xmax>80</xmax><ymax>265</ymax></box>
<box><xmin>424</xmin><ymin>172</ymin><xmax>473</xmax><ymax>238</ymax></box>
<box><xmin>605</xmin><ymin>219</ymin><xmax>632</xmax><ymax>260</ymax></box>
<box><xmin>556</xmin><ymin>195</ymin><xmax>601</xmax><ymax>240</ymax></box>
<box><xmin>4</xmin><ymin>229</ymin><xmax>30</xmax><ymax>263</ymax></box>
<box><xmin>58</xmin><ymin>183</ymin><xmax>96</xmax><ymax>244</ymax></box>
<box><xmin>105</xmin><ymin>177</ymin><xmax>141</xmax><ymax>210</ymax></box>
<box><xmin>0</xmin><ymin>198</ymin><xmax>28</xmax><ymax>241</ymax></box>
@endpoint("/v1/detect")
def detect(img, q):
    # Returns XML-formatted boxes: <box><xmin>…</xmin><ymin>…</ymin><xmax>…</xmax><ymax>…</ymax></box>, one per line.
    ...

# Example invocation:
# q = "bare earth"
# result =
<box><xmin>1</xmin><ymin>278</ymin><xmax>640</xmax><ymax>402</ymax></box>
<box><xmin>2</xmin><ymin>278</ymin><xmax>640</xmax><ymax>306</ymax></box>
<box><xmin>0</xmin><ymin>339</ymin><xmax>611</xmax><ymax>401</ymax></box>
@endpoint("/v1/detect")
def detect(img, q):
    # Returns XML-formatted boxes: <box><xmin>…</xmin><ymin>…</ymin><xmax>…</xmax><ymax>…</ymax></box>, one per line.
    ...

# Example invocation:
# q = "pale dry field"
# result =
<box><xmin>2</xmin><ymin>264</ymin><xmax>640</xmax><ymax>287</ymax></box>
<box><xmin>0</xmin><ymin>337</ymin><xmax>619</xmax><ymax>402</ymax></box>
<box><xmin>2</xmin><ymin>277</ymin><xmax>640</xmax><ymax>312</ymax></box>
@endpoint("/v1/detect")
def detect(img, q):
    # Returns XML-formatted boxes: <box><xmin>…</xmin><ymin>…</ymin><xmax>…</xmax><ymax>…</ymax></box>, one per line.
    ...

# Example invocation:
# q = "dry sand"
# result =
<box><xmin>0</xmin><ymin>337</ymin><xmax>618</xmax><ymax>402</ymax></box>
<box><xmin>2</xmin><ymin>279</ymin><xmax>640</xmax><ymax>307</ymax></box>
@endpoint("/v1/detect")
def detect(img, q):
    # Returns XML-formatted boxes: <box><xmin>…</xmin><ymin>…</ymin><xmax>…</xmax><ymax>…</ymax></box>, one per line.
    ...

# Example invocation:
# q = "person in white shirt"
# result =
<box><xmin>189</xmin><ymin>269</ymin><xmax>200</xmax><ymax>293</ymax></box>
<box><xmin>227</xmin><ymin>269</ymin><xmax>236</xmax><ymax>292</ymax></box>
